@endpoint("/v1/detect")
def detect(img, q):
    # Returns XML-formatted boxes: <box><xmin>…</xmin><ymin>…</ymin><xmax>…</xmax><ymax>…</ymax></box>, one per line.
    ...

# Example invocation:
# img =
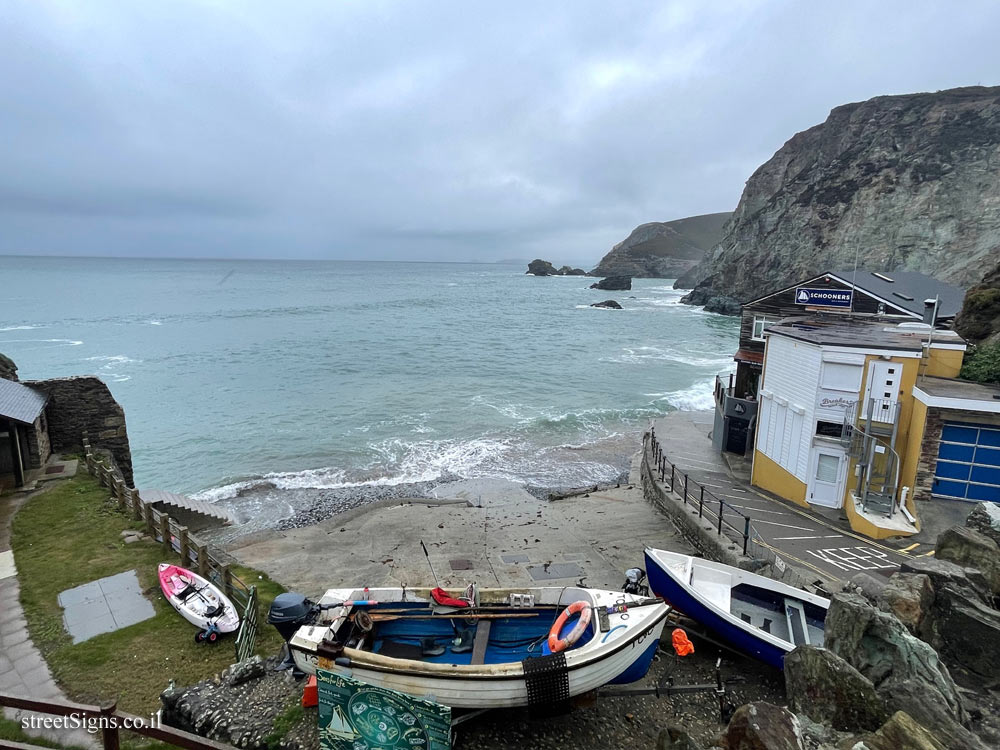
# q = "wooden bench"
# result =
<box><xmin>471</xmin><ymin>620</ymin><xmax>492</xmax><ymax>665</ymax></box>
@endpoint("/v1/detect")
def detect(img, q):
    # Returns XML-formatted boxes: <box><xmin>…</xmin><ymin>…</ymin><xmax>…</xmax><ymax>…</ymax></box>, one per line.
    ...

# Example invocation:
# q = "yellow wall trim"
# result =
<box><xmin>751</xmin><ymin>449</ymin><xmax>808</xmax><ymax>507</ymax></box>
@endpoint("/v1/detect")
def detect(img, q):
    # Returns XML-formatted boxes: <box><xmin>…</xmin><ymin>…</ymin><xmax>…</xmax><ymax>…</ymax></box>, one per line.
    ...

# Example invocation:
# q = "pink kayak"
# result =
<box><xmin>158</xmin><ymin>563</ymin><xmax>240</xmax><ymax>636</ymax></box>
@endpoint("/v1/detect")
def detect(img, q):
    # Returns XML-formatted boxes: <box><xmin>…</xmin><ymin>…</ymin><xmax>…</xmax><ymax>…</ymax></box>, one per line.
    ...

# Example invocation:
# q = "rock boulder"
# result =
<box><xmin>657</xmin><ymin>727</ymin><xmax>703</xmax><ymax>750</ymax></box>
<box><xmin>723</xmin><ymin>702</ymin><xmax>805</xmax><ymax>750</ymax></box>
<box><xmin>966</xmin><ymin>502</ymin><xmax>1000</xmax><ymax>546</ymax></box>
<box><xmin>590</xmin><ymin>275</ymin><xmax>632</xmax><ymax>291</ymax></box>
<box><xmin>558</xmin><ymin>265</ymin><xmax>588</xmax><ymax>276</ymax></box>
<box><xmin>784</xmin><ymin>645</ymin><xmax>889</xmax><ymax>732</ymax></box>
<box><xmin>855</xmin><ymin>711</ymin><xmax>947</xmax><ymax>750</ymax></box>
<box><xmin>879</xmin><ymin>573</ymin><xmax>934</xmax><ymax>633</ymax></box>
<box><xmin>591</xmin><ymin>300</ymin><xmax>623</xmax><ymax>309</ymax></box>
<box><xmin>934</xmin><ymin>525</ymin><xmax>1000</xmax><ymax>595</ymax></box>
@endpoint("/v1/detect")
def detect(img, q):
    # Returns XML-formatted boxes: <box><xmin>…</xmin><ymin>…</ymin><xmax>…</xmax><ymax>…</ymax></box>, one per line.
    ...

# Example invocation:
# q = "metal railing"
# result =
<box><xmin>648</xmin><ymin>426</ymin><xmax>752</xmax><ymax>555</ymax></box>
<box><xmin>81</xmin><ymin>438</ymin><xmax>259</xmax><ymax>660</ymax></box>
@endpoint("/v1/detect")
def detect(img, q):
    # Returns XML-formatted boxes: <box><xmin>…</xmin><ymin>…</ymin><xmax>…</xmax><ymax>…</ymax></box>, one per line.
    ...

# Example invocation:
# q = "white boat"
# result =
<box><xmin>287</xmin><ymin>586</ymin><xmax>670</xmax><ymax>709</ymax></box>
<box><xmin>644</xmin><ymin>548</ymin><xmax>829</xmax><ymax>669</ymax></box>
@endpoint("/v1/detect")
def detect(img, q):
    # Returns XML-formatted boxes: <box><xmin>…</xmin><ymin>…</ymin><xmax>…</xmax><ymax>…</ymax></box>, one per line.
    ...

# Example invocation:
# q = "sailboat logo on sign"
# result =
<box><xmin>795</xmin><ymin>287</ymin><xmax>853</xmax><ymax>308</ymax></box>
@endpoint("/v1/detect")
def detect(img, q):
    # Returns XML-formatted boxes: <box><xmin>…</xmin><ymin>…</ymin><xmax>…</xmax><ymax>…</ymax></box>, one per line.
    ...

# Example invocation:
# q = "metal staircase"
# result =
<box><xmin>842</xmin><ymin>398</ymin><xmax>901</xmax><ymax>517</ymax></box>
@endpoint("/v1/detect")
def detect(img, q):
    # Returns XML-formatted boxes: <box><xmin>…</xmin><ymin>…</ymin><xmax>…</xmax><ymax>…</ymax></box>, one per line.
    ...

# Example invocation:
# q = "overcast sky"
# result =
<box><xmin>2</xmin><ymin>1</ymin><xmax>998</xmax><ymax>266</ymax></box>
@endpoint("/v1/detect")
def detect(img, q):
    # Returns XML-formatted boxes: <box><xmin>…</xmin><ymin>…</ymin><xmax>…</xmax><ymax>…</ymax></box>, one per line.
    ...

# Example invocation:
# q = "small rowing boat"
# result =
<box><xmin>644</xmin><ymin>548</ymin><xmax>829</xmax><ymax>669</ymax></box>
<box><xmin>284</xmin><ymin>585</ymin><xmax>670</xmax><ymax>709</ymax></box>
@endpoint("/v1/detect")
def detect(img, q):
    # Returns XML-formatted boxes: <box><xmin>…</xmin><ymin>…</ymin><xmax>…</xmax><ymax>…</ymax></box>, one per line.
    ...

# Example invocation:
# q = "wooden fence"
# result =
<box><xmin>81</xmin><ymin>438</ymin><xmax>259</xmax><ymax>660</ymax></box>
<box><xmin>0</xmin><ymin>693</ymin><xmax>237</xmax><ymax>750</ymax></box>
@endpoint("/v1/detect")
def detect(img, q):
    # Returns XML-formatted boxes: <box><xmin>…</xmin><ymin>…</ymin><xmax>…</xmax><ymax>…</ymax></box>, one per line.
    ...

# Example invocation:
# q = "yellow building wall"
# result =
<box><xmin>923</xmin><ymin>347</ymin><xmax>964</xmax><ymax>378</ymax></box>
<box><xmin>751</xmin><ymin>449</ymin><xmax>808</xmax><ymax>507</ymax></box>
<box><xmin>899</xmin><ymin>398</ymin><xmax>927</xmax><ymax>520</ymax></box>
<box><xmin>842</xmin><ymin>354</ymin><xmax>923</xmax><ymax>538</ymax></box>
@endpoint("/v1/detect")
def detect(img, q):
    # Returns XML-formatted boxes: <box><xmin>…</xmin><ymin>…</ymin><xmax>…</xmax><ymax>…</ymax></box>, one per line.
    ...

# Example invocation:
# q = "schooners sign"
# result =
<box><xmin>795</xmin><ymin>287</ymin><xmax>853</xmax><ymax>308</ymax></box>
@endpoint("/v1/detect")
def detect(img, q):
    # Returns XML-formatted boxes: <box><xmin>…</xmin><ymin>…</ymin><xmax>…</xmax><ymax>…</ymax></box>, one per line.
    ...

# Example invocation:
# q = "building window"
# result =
<box><xmin>752</xmin><ymin>315</ymin><xmax>777</xmax><ymax>341</ymax></box>
<box><xmin>815</xmin><ymin>421</ymin><xmax>843</xmax><ymax>438</ymax></box>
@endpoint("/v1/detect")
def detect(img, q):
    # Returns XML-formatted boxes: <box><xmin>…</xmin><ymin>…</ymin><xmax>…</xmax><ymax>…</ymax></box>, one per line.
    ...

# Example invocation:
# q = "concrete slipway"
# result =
<box><xmin>227</xmin><ymin>456</ymin><xmax>696</xmax><ymax>596</ymax></box>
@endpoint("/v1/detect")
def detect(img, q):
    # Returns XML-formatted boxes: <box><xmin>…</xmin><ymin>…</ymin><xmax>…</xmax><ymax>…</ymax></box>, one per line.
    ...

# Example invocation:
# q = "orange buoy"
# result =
<box><xmin>672</xmin><ymin>627</ymin><xmax>694</xmax><ymax>657</ymax></box>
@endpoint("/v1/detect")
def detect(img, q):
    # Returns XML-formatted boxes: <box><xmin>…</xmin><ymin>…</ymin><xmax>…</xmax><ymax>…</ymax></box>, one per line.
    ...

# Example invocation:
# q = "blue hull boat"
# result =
<box><xmin>644</xmin><ymin>548</ymin><xmax>829</xmax><ymax>669</ymax></box>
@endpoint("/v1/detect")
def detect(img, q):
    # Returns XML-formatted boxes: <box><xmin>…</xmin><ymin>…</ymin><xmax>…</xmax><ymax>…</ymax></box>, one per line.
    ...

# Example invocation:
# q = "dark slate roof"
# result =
<box><xmin>766</xmin><ymin>316</ymin><xmax>966</xmax><ymax>351</ymax></box>
<box><xmin>0</xmin><ymin>378</ymin><xmax>48</xmax><ymax>424</ymax></box>
<box><xmin>828</xmin><ymin>270</ymin><xmax>967</xmax><ymax>319</ymax></box>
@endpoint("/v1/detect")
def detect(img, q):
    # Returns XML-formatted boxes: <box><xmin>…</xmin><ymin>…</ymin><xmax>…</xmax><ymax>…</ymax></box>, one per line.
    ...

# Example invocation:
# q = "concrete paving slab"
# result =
<box><xmin>526</xmin><ymin>562</ymin><xmax>585</xmax><ymax>581</ymax></box>
<box><xmin>0</xmin><ymin>549</ymin><xmax>15</xmax><ymax>579</ymax></box>
<box><xmin>500</xmin><ymin>554</ymin><xmax>529</xmax><ymax>564</ymax></box>
<box><xmin>59</xmin><ymin>569</ymin><xmax>154</xmax><ymax>643</ymax></box>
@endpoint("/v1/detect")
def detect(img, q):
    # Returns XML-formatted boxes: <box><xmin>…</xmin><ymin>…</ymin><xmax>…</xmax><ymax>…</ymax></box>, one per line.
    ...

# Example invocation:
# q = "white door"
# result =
<box><xmin>864</xmin><ymin>361</ymin><xmax>901</xmax><ymax>423</ymax></box>
<box><xmin>809</xmin><ymin>449</ymin><xmax>845</xmax><ymax>508</ymax></box>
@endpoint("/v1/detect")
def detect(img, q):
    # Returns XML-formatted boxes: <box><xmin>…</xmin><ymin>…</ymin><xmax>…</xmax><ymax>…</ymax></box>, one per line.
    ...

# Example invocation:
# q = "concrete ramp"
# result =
<box><xmin>141</xmin><ymin>488</ymin><xmax>236</xmax><ymax>530</ymax></box>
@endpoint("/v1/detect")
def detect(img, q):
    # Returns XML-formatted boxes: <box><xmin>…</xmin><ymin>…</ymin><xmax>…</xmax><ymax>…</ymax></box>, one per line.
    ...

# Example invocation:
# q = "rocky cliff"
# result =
<box><xmin>679</xmin><ymin>86</ymin><xmax>1000</xmax><ymax>312</ymax></box>
<box><xmin>591</xmin><ymin>211</ymin><xmax>731</xmax><ymax>278</ymax></box>
<box><xmin>955</xmin><ymin>260</ymin><xmax>1000</xmax><ymax>346</ymax></box>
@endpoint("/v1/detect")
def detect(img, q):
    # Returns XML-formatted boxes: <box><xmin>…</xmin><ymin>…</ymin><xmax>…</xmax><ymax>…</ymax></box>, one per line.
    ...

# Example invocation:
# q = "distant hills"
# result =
<box><xmin>678</xmin><ymin>86</ymin><xmax>1000</xmax><ymax>314</ymax></box>
<box><xmin>590</xmin><ymin>212</ymin><xmax>732</xmax><ymax>278</ymax></box>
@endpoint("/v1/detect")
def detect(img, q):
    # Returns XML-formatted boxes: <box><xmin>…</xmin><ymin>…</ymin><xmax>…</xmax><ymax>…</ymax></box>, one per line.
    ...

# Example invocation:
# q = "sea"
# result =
<box><xmin>0</xmin><ymin>256</ymin><xmax>737</xmax><ymax>532</ymax></box>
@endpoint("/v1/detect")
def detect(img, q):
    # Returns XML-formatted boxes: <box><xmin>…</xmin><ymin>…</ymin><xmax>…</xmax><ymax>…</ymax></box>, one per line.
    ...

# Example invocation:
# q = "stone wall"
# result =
<box><xmin>915</xmin><ymin>407</ymin><xmax>1000</xmax><ymax>503</ymax></box>
<box><xmin>23</xmin><ymin>414</ymin><xmax>50</xmax><ymax>470</ymax></box>
<box><xmin>26</xmin><ymin>377</ymin><xmax>133</xmax><ymax>486</ymax></box>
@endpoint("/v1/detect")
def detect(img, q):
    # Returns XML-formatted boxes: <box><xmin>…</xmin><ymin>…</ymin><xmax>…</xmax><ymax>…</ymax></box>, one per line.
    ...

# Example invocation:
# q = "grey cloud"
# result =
<box><xmin>1</xmin><ymin>1</ymin><xmax>999</xmax><ymax>265</ymax></box>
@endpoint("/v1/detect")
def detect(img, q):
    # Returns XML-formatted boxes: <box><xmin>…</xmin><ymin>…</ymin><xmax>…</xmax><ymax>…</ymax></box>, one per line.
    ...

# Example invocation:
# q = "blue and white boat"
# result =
<box><xmin>644</xmin><ymin>548</ymin><xmax>829</xmax><ymax>669</ymax></box>
<box><xmin>288</xmin><ymin>585</ymin><xmax>670</xmax><ymax>708</ymax></box>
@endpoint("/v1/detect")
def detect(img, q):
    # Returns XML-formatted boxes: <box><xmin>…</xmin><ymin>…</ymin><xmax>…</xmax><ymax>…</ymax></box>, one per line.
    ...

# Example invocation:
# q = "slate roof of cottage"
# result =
<box><xmin>827</xmin><ymin>270</ymin><xmax>967</xmax><ymax>319</ymax></box>
<box><xmin>0</xmin><ymin>378</ymin><xmax>48</xmax><ymax>424</ymax></box>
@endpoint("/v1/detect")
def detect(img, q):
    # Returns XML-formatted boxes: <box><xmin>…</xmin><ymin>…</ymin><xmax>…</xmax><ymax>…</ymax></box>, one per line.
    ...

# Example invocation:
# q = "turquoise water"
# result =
<box><xmin>0</xmin><ymin>257</ymin><xmax>736</xmax><ymax>523</ymax></box>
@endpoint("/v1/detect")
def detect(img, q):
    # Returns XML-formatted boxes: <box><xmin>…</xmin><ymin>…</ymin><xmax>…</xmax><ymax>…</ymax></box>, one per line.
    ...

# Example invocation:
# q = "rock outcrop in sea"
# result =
<box><xmin>590</xmin><ymin>276</ymin><xmax>631</xmax><ymax>291</ymax></box>
<box><xmin>525</xmin><ymin>259</ymin><xmax>587</xmax><ymax>276</ymax></box>
<box><xmin>591</xmin><ymin>299</ymin><xmax>622</xmax><ymax>309</ymax></box>
<box><xmin>591</xmin><ymin>212</ymin><xmax>731</xmax><ymax>279</ymax></box>
<box><xmin>678</xmin><ymin>86</ymin><xmax>1000</xmax><ymax>314</ymax></box>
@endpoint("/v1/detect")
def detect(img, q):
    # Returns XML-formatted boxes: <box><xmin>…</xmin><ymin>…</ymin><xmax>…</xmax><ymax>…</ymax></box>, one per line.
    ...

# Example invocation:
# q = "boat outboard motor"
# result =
<box><xmin>623</xmin><ymin>568</ymin><xmax>649</xmax><ymax>597</ymax></box>
<box><xmin>267</xmin><ymin>592</ymin><xmax>317</xmax><ymax>672</ymax></box>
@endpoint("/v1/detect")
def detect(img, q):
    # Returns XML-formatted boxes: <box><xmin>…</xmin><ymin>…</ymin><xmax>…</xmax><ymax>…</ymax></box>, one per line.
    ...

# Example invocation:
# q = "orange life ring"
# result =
<box><xmin>548</xmin><ymin>600</ymin><xmax>593</xmax><ymax>653</ymax></box>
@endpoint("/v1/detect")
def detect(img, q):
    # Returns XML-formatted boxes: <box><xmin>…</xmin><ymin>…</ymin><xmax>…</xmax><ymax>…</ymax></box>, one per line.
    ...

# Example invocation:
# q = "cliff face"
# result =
<box><xmin>955</xmin><ymin>260</ymin><xmax>1000</xmax><ymax>346</ymax></box>
<box><xmin>679</xmin><ymin>87</ymin><xmax>1000</xmax><ymax>312</ymax></box>
<box><xmin>591</xmin><ymin>211</ymin><xmax>731</xmax><ymax>278</ymax></box>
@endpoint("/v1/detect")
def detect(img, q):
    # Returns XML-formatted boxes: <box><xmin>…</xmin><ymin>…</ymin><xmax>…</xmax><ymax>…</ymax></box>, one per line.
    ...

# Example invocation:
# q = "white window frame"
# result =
<box><xmin>752</xmin><ymin>315</ymin><xmax>778</xmax><ymax>342</ymax></box>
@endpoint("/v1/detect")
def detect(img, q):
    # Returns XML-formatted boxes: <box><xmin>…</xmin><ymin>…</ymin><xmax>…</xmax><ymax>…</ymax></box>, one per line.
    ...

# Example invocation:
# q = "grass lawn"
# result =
<box><xmin>12</xmin><ymin>473</ymin><xmax>287</xmax><ymax>715</ymax></box>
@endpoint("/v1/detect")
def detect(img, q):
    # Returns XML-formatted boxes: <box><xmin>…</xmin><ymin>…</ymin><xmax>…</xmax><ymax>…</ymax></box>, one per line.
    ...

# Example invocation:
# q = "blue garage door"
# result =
<box><xmin>932</xmin><ymin>422</ymin><xmax>1000</xmax><ymax>503</ymax></box>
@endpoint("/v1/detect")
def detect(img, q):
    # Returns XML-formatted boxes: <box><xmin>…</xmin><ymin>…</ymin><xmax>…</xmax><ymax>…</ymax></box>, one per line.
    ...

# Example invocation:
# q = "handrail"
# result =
<box><xmin>648</xmin><ymin>426</ymin><xmax>752</xmax><ymax>555</ymax></box>
<box><xmin>0</xmin><ymin>694</ymin><xmax>237</xmax><ymax>750</ymax></box>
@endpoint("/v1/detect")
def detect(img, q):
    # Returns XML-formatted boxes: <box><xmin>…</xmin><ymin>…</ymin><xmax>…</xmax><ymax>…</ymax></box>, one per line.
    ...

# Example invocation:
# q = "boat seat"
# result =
<box><xmin>697</xmin><ymin>580</ymin><xmax>731</xmax><ymax>614</ymax></box>
<box><xmin>784</xmin><ymin>600</ymin><xmax>810</xmax><ymax>646</ymax></box>
<box><xmin>471</xmin><ymin>620</ymin><xmax>492</xmax><ymax>665</ymax></box>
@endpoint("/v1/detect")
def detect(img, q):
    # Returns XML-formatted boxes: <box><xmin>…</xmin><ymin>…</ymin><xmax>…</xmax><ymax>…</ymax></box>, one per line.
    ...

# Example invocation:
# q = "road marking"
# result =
<box><xmin>751</xmin><ymin>537</ymin><xmax>841</xmax><ymax>583</ymax></box>
<box><xmin>900</xmin><ymin>543</ymin><xmax>920</xmax><ymax>553</ymax></box>
<box><xmin>774</xmin><ymin>535</ymin><xmax>844</xmax><ymax>540</ymax></box>
<box><xmin>725</xmin><ymin>503</ymin><xmax>797</xmax><ymax>516</ymax></box>
<box><xmin>748</xmin><ymin>519</ymin><xmax>817</xmax><ymax>531</ymax></box>
<box><xmin>0</xmin><ymin>550</ymin><xmax>15</xmax><ymax>580</ymax></box>
<box><xmin>807</xmin><ymin>546</ymin><xmax>899</xmax><ymax>572</ymax></box>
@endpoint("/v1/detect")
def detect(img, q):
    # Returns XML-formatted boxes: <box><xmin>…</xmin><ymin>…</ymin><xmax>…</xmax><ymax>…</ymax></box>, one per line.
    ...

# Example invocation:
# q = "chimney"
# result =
<box><xmin>922</xmin><ymin>298</ymin><xmax>939</xmax><ymax>327</ymax></box>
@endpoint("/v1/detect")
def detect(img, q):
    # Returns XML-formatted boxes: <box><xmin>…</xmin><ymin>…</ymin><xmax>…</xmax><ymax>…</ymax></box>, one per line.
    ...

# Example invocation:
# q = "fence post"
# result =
<box><xmin>100</xmin><ymin>701</ymin><xmax>120</xmax><ymax>750</ymax></box>
<box><xmin>670</xmin><ymin>465</ymin><xmax>675</xmax><ymax>491</ymax></box>
<box><xmin>130</xmin><ymin>489</ymin><xmax>143</xmax><ymax>521</ymax></box>
<box><xmin>221</xmin><ymin>563</ymin><xmax>233</xmax><ymax>598</ymax></box>
<box><xmin>197</xmin><ymin>544</ymin><xmax>208</xmax><ymax>577</ymax></box>
<box><xmin>114</xmin><ymin>478</ymin><xmax>127</xmax><ymax>510</ymax></box>
<box><xmin>659</xmin><ymin>456</ymin><xmax>665</xmax><ymax>481</ymax></box>
<box><xmin>743</xmin><ymin>517</ymin><xmax>751</xmax><ymax>555</ymax></box>
<box><xmin>683</xmin><ymin>474</ymin><xmax>688</xmax><ymax>505</ymax></box>
<box><xmin>143</xmin><ymin>501</ymin><xmax>155</xmax><ymax>535</ymax></box>
<box><xmin>159</xmin><ymin>514</ymin><xmax>171</xmax><ymax>552</ymax></box>
<box><xmin>699</xmin><ymin>486</ymin><xmax>705</xmax><ymax>518</ymax></box>
<box><xmin>178</xmin><ymin>526</ymin><xmax>190</xmax><ymax>563</ymax></box>
<box><xmin>718</xmin><ymin>498</ymin><xmax>724</xmax><ymax>534</ymax></box>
